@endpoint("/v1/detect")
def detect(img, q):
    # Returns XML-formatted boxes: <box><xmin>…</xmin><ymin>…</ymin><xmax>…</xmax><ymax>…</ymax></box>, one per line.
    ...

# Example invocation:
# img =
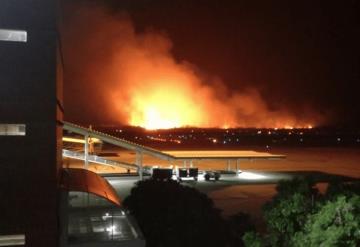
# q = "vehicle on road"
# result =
<box><xmin>204</xmin><ymin>170</ymin><xmax>221</xmax><ymax>181</ymax></box>
<box><xmin>177</xmin><ymin>168</ymin><xmax>198</xmax><ymax>182</ymax></box>
<box><xmin>152</xmin><ymin>168</ymin><xmax>173</xmax><ymax>181</ymax></box>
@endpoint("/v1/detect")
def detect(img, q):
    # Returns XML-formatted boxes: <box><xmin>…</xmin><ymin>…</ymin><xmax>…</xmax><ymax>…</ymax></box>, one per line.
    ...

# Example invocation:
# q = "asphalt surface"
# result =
<box><xmin>104</xmin><ymin>169</ymin><xmax>356</xmax><ymax>201</ymax></box>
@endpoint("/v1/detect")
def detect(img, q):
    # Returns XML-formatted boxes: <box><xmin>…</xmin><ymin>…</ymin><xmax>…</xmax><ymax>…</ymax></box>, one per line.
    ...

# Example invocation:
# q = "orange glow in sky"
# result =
<box><xmin>62</xmin><ymin>6</ymin><xmax>328</xmax><ymax>130</ymax></box>
<box><xmin>105</xmin><ymin>15</ymin><xmax>323</xmax><ymax>130</ymax></box>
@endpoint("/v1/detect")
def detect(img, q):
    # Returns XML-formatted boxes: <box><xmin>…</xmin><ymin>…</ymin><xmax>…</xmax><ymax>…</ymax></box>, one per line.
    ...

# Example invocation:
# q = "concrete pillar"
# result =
<box><xmin>84</xmin><ymin>134</ymin><xmax>89</xmax><ymax>169</ymax></box>
<box><xmin>227</xmin><ymin>160</ymin><xmax>231</xmax><ymax>171</ymax></box>
<box><xmin>190</xmin><ymin>160</ymin><xmax>193</xmax><ymax>168</ymax></box>
<box><xmin>59</xmin><ymin>191</ymin><xmax>69</xmax><ymax>247</ymax></box>
<box><xmin>236</xmin><ymin>159</ymin><xmax>240</xmax><ymax>172</ymax></box>
<box><xmin>183</xmin><ymin>160</ymin><xmax>187</xmax><ymax>168</ymax></box>
<box><xmin>136</xmin><ymin>151</ymin><xmax>143</xmax><ymax>180</ymax></box>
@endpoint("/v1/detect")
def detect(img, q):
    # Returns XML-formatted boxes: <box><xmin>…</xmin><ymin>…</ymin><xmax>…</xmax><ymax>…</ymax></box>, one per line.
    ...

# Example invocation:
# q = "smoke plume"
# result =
<box><xmin>62</xmin><ymin>2</ymin><xmax>324</xmax><ymax>129</ymax></box>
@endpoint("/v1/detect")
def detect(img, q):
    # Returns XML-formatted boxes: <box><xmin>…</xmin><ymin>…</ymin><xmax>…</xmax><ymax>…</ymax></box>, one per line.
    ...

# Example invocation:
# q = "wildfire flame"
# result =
<box><xmin>63</xmin><ymin>4</ymin><xmax>325</xmax><ymax>129</ymax></box>
<box><xmin>106</xmin><ymin>18</ymin><xmax>321</xmax><ymax>130</ymax></box>
<box><xmin>129</xmin><ymin>87</ymin><xmax>206</xmax><ymax>129</ymax></box>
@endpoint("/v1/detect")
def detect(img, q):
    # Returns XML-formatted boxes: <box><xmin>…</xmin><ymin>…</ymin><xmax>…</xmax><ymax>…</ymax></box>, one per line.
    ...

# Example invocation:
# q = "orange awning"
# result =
<box><xmin>60</xmin><ymin>168</ymin><xmax>121</xmax><ymax>206</ymax></box>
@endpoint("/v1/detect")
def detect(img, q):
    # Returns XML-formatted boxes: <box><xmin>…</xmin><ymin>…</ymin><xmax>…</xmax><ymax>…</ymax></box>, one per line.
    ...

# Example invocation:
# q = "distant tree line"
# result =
<box><xmin>123</xmin><ymin>178</ymin><xmax>360</xmax><ymax>247</ymax></box>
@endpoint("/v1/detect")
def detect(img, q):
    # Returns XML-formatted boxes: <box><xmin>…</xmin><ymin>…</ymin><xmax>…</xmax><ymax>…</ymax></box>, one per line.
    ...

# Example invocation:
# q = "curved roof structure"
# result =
<box><xmin>60</xmin><ymin>168</ymin><xmax>121</xmax><ymax>206</ymax></box>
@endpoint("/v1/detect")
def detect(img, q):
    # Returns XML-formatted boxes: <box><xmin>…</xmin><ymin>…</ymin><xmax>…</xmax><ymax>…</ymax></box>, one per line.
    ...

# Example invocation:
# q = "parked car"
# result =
<box><xmin>177</xmin><ymin>168</ymin><xmax>198</xmax><ymax>182</ymax></box>
<box><xmin>204</xmin><ymin>170</ymin><xmax>221</xmax><ymax>181</ymax></box>
<box><xmin>152</xmin><ymin>168</ymin><xmax>173</xmax><ymax>181</ymax></box>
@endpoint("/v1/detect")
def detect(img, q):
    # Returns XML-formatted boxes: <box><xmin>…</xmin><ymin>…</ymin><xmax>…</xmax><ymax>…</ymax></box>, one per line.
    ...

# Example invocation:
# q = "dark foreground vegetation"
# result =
<box><xmin>124</xmin><ymin>178</ymin><xmax>360</xmax><ymax>247</ymax></box>
<box><xmin>243</xmin><ymin>178</ymin><xmax>360</xmax><ymax>247</ymax></box>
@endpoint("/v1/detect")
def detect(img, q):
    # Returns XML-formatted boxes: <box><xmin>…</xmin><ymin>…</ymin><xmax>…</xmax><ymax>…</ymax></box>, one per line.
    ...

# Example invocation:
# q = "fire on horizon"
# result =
<box><xmin>127</xmin><ymin>87</ymin><xmax>316</xmax><ymax>130</ymax></box>
<box><xmin>62</xmin><ymin>1</ymin><xmax>359</xmax><ymax>129</ymax></box>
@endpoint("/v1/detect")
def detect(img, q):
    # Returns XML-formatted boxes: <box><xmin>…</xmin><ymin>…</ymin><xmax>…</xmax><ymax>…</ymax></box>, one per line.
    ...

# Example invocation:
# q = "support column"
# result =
<box><xmin>183</xmin><ymin>160</ymin><xmax>187</xmax><ymax>168</ymax></box>
<box><xmin>84</xmin><ymin>134</ymin><xmax>89</xmax><ymax>169</ymax></box>
<box><xmin>136</xmin><ymin>151</ymin><xmax>143</xmax><ymax>181</ymax></box>
<box><xmin>190</xmin><ymin>160</ymin><xmax>193</xmax><ymax>168</ymax></box>
<box><xmin>236</xmin><ymin>159</ymin><xmax>240</xmax><ymax>172</ymax></box>
<box><xmin>170</xmin><ymin>160</ymin><xmax>174</xmax><ymax>169</ymax></box>
<box><xmin>59</xmin><ymin>191</ymin><xmax>69</xmax><ymax>247</ymax></box>
<box><xmin>227</xmin><ymin>160</ymin><xmax>231</xmax><ymax>171</ymax></box>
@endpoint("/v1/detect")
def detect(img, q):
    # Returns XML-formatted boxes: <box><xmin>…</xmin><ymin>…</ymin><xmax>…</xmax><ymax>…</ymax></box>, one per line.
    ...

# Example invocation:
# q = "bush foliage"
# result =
<box><xmin>243</xmin><ymin>179</ymin><xmax>360</xmax><ymax>247</ymax></box>
<box><xmin>124</xmin><ymin>179</ymin><xmax>228</xmax><ymax>247</ymax></box>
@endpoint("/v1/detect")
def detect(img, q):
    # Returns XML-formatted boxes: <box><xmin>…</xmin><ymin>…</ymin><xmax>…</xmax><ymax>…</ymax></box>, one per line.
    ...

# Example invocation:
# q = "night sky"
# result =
<box><xmin>61</xmin><ymin>0</ymin><xmax>360</xmax><ymax>127</ymax></box>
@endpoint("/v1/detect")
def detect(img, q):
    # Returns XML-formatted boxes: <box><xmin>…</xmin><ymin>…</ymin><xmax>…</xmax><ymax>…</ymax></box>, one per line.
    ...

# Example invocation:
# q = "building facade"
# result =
<box><xmin>0</xmin><ymin>1</ymin><xmax>63</xmax><ymax>246</ymax></box>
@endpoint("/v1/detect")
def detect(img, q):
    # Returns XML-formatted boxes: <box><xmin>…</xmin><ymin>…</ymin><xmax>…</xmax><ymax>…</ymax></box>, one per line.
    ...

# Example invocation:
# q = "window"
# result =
<box><xmin>0</xmin><ymin>124</ymin><xmax>26</xmax><ymax>136</ymax></box>
<box><xmin>0</xmin><ymin>234</ymin><xmax>25</xmax><ymax>246</ymax></box>
<box><xmin>0</xmin><ymin>29</ymin><xmax>27</xmax><ymax>42</ymax></box>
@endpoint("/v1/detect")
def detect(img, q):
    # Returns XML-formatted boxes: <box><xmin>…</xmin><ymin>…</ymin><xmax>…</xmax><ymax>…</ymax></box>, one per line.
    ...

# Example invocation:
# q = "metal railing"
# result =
<box><xmin>62</xmin><ymin>149</ymin><xmax>138</xmax><ymax>171</ymax></box>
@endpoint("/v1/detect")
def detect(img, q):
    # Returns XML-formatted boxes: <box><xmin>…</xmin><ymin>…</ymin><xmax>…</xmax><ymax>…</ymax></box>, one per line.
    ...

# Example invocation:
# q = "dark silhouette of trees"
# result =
<box><xmin>227</xmin><ymin>212</ymin><xmax>256</xmax><ymax>247</ymax></box>
<box><xmin>124</xmin><ymin>177</ymin><xmax>360</xmax><ymax>247</ymax></box>
<box><xmin>123</xmin><ymin>179</ymin><xmax>230</xmax><ymax>247</ymax></box>
<box><xmin>292</xmin><ymin>194</ymin><xmax>360</xmax><ymax>246</ymax></box>
<box><xmin>292</xmin><ymin>180</ymin><xmax>360</xmax><ymax>246</ymax></box>
<box><xmin>243</xmin><ymin>178</ymin><xmax>360</xmax><ymax>247</ymax></box>
<box><xmin>262</xmin><ymin>177</ymin><xmax>318</xmax><ymax>246</ymax></box>
<box><xmin>325</xmin><ymin>179</ymin><xmax>360</xmax><ymax>199</ymax></box>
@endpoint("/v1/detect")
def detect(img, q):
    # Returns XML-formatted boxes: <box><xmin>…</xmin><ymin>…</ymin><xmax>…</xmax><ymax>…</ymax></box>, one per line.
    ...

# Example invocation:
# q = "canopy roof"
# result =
<box><xmin>60</xmin><ymin>168</ymin><xmax>121</xmax><ymax>206</ymax></box>
<box><xmin>162</xmin><ymin>150</ymin><xmax>285</xmax><ymax>160</ymax></box>
<box><xmin>63</xmin><ymin>121</ymin><xmax>286</xmax><ymax>165</ymax></box>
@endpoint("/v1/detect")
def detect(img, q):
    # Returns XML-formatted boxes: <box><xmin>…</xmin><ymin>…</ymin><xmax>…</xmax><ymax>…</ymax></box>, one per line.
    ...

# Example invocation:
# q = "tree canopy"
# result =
<box><xmin>262</xmin><ymin>177</ymin><xmax>318</xmax><ymax>246</ymax></box>
<box><xmin>123</xmin><ymin>179</ymin><xmax>229</xmax><ymax>247</ymax></box>
<box><xmin>292</xmin><ymin>195</ymin><xmax>360</xmax><ymax>247</ymax></box>
<box><xmin>243</xmin><ymin>179</ymin><xmax>360</xmax><ymax>247</ymax></box>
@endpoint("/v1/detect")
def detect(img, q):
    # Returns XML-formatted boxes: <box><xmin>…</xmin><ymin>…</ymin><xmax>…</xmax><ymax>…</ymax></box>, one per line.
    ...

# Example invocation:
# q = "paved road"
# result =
<box><xmin>104</xmin><ymin>169</ymin><xmax>354</xmax><ymax>201</ymax></box>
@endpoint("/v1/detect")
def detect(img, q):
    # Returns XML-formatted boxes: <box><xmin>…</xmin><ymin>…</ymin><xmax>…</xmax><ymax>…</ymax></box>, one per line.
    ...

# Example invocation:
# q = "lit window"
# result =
<box><xmin>0</xmin><ymin>234</ymin><xmax>25</xmax><ymax>246</ymax></box>
<box><xmin>0</xmin><ymin>29</ymin><xmax>27</xmax><ymax>42</ymax></box>
<box><xmin>0</xmin><ymin>124</ymin><xmax>26</xmax><ymax>136</ymax></box>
